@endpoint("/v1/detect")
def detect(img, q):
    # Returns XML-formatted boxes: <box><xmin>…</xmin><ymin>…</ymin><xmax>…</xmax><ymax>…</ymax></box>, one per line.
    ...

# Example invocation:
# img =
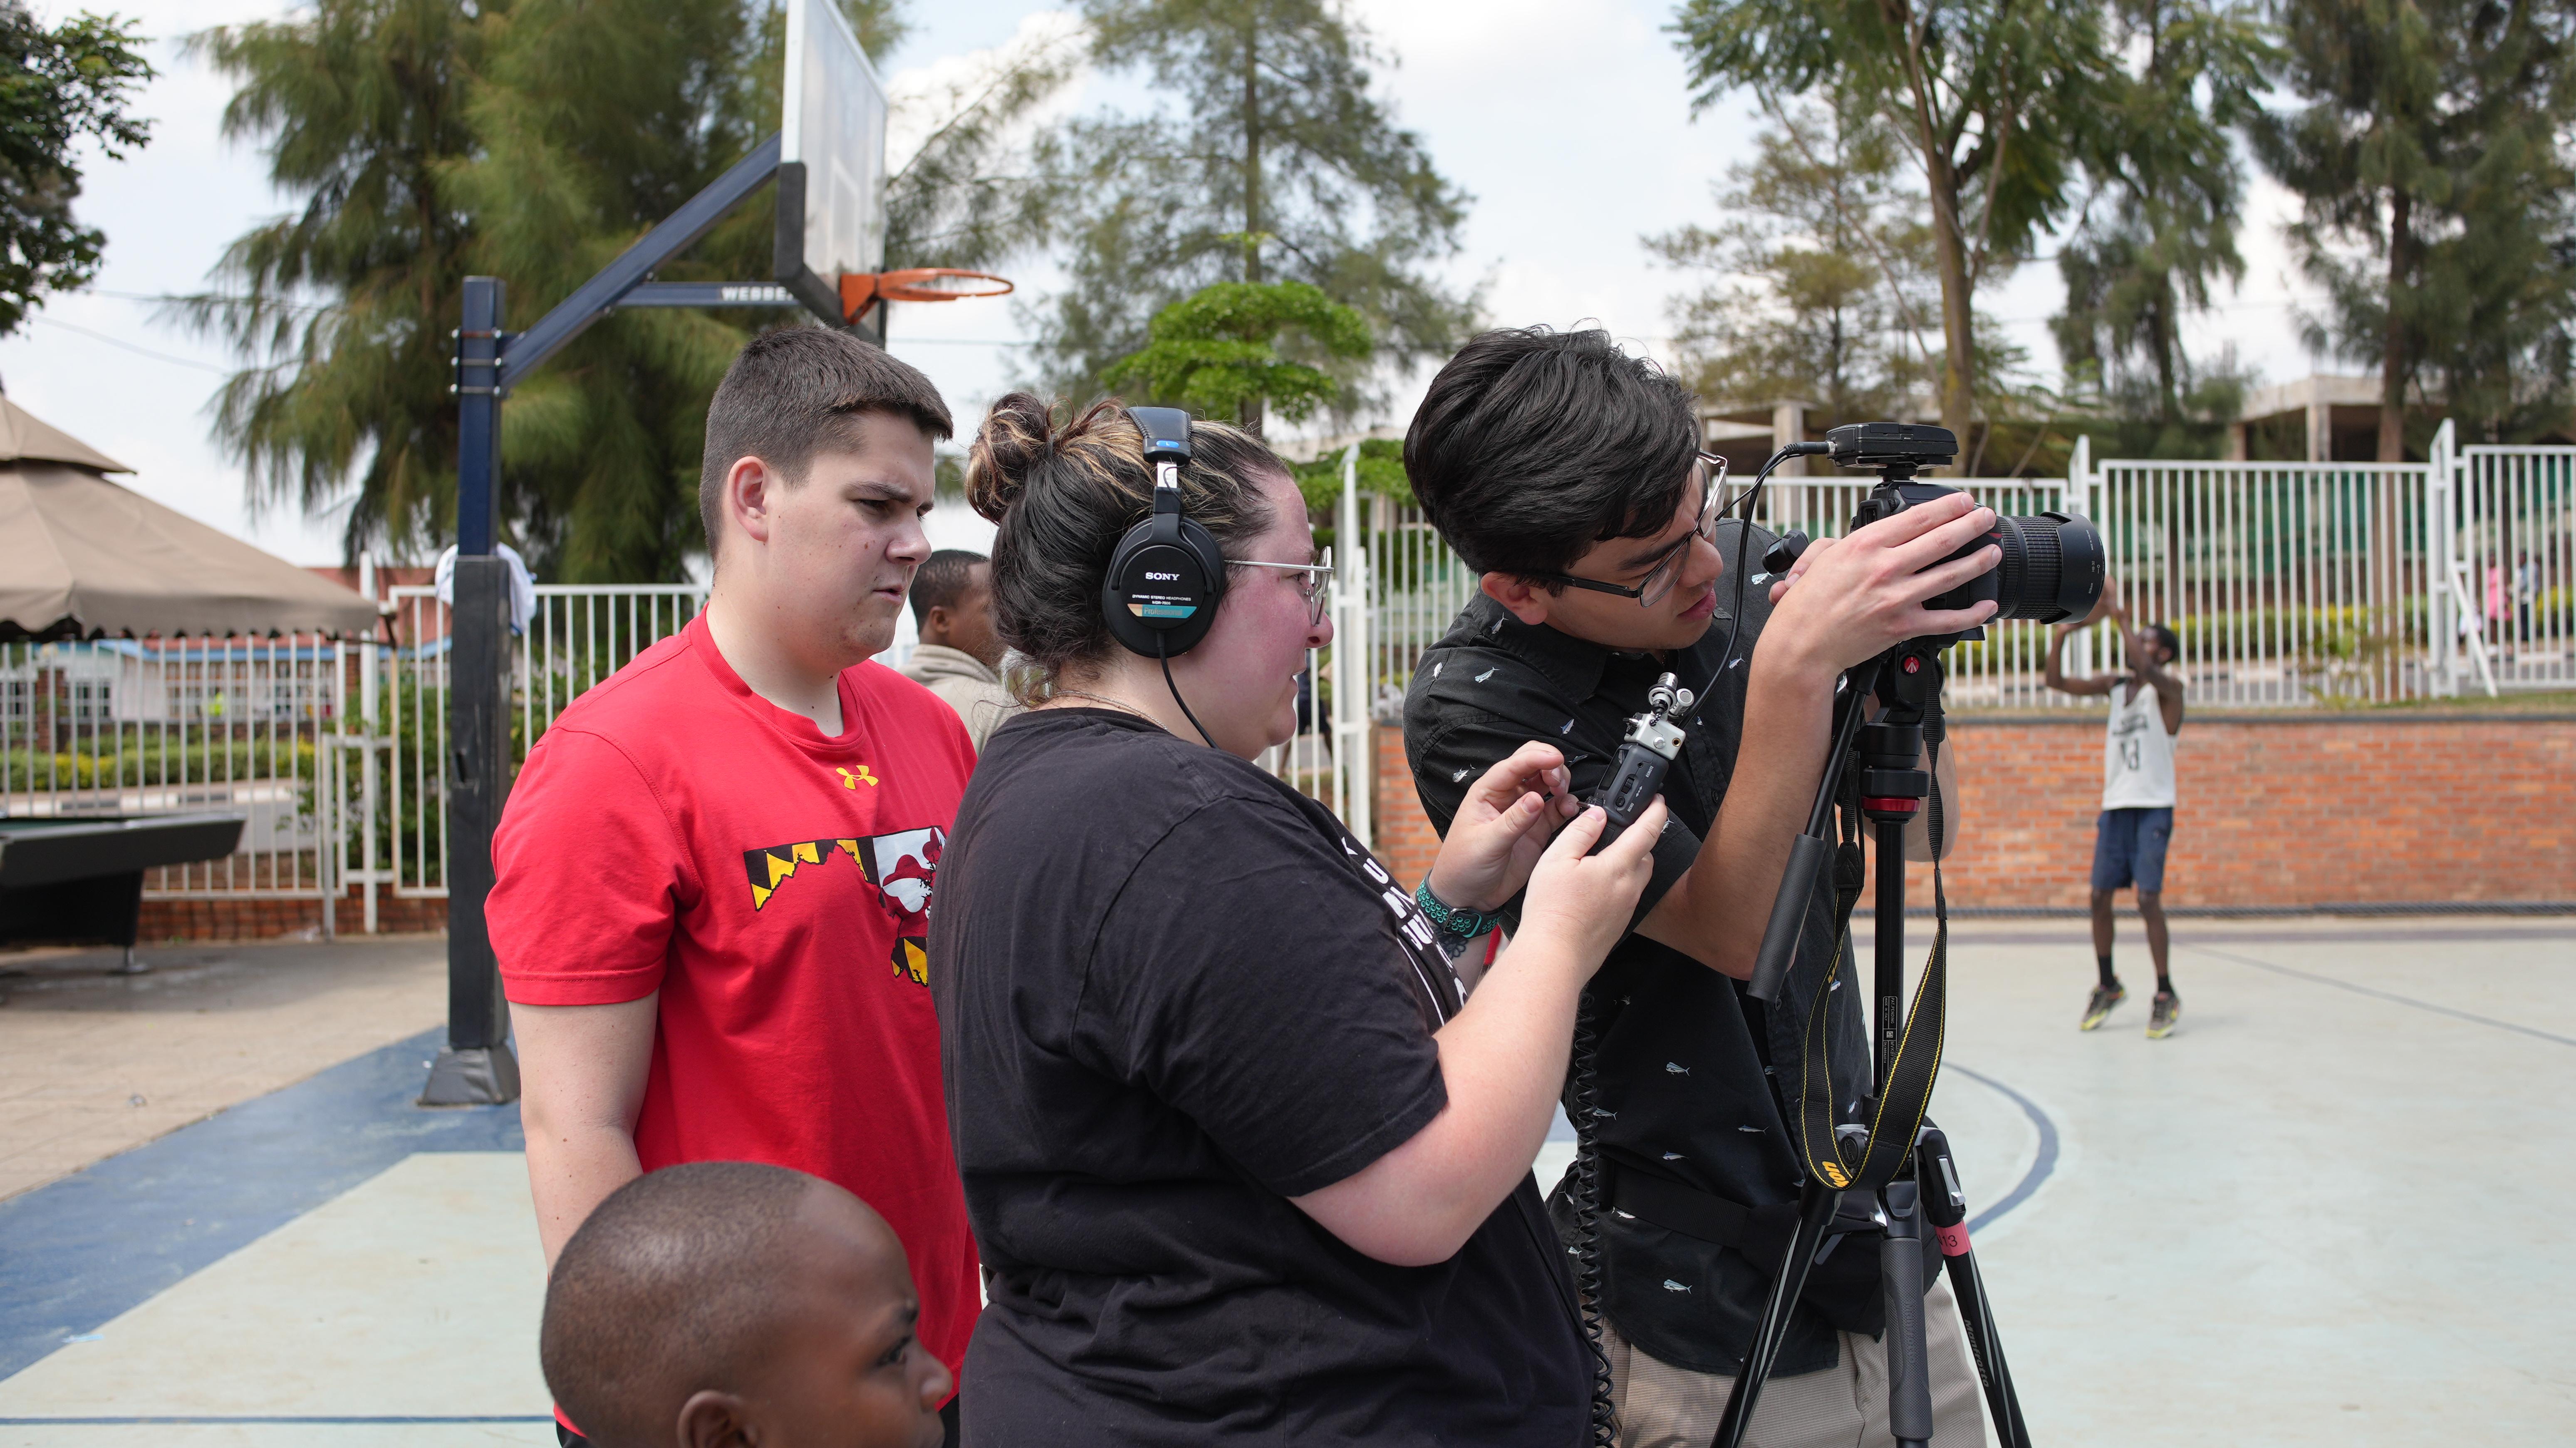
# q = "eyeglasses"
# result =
<box><xmin>1536</xmin><ymin>452</ymin><xmax>1734</xmax><ymax>608</ymax></box>
<box><xmin>1234</xmin><ymin>545</ymin><xmax>1335</xmax><ymax>626</ymax></box>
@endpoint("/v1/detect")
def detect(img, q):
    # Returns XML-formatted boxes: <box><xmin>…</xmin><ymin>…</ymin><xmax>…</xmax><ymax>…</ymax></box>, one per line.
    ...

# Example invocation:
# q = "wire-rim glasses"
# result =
<box><xmin>1234</xmin><ymin>545</ymin><xmax>1335</xmax><ymax>626</ymax></box>
<box><xmin>1538</xmin><ymin>452</ymin><xmax>1735</xmax><ymax>607</ymax></box>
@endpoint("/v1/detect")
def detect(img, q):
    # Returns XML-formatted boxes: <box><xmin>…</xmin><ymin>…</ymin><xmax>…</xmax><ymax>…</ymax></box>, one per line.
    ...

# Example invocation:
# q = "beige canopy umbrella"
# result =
<box><xmin>0</xmin><ymin>394</ymin><xmax>379</xmax><ymax>639</ymax></box>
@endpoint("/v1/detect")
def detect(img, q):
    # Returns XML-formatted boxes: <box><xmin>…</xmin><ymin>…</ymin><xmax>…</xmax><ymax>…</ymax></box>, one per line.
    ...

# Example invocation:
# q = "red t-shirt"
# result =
<box><xmin>489</xmin><ymin>615</ymin><xmax>980</xmax><ymax>1381</ymax></box>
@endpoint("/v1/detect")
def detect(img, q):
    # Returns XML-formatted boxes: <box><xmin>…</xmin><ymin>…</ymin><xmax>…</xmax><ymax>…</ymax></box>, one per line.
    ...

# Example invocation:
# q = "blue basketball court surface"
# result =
<box><xmin>2</xmin><ymin>918</ymin><xmax>2568</xmax><ymax>1446</ymax></box>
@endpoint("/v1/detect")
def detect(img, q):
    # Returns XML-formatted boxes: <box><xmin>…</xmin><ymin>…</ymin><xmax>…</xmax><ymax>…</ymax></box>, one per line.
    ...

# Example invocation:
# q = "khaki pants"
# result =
<box><xmin>1603</xmin><ymin>1275</ymin><xmax>1988</xmax><ymax>1448</ymax></box>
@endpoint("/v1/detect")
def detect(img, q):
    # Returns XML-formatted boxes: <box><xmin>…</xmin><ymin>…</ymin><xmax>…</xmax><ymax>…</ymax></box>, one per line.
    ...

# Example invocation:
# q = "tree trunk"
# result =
<box><xmin>1242</xmin><ymin>17</ymin><xmax>1263</xmax><ymax>285</ymax></box>
<box><xmin>2372</xmin><ymin>187</ymin><xmax>2412</xmax><ymax>688</ymax></box>
<box><xmin>2376</xmin><ymin>188</ymin><xmax>2410</xmax><ymax>463</ymax></box>
<box><xmin>1239</xmin><ymin>13</ymin><xmax>1265</xmax><ymax>438</ymax></box>
<box><xmin>1925</xmin><ymin>150</ymin><xmax>1977</xmax><ymax>465</ymax></box>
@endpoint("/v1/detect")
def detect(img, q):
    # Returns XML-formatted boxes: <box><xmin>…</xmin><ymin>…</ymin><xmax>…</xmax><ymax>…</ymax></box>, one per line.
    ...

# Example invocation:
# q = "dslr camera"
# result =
<box><xmin>1825</xmin><ymin>422</ymin><xmax>2104</xmax><ymax>637</ymax></box>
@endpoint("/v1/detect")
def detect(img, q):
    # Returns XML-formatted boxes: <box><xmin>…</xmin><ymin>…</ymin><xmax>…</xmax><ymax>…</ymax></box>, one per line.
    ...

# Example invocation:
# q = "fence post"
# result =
<box><xmin>2067</xmin><ymin>436</ymin><xmax>2095</xmax><ymax>684</ymax></box>
<box><xmin>1334</xmin><ymin>445</ymin><xmax>1373</xmax><ymax>848</ymax></box>
<box><xmin>2426</xmin><ymin>421</ymin><xmax>2457</xmax><ymax>697</ymax></box>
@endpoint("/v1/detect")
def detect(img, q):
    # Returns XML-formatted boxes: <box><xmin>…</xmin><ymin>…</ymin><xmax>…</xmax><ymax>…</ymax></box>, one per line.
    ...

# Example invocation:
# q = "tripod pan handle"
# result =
<box><xmin>1748</xmin><ymin>833</ymin><xmax>1832</xmax><ymax>1001</ymax></box>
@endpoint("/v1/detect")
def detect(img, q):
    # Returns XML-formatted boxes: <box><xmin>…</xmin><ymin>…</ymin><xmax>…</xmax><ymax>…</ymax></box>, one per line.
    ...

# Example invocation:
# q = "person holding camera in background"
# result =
<box><xmin>1400</xmin><ymin>327</ymin><xmax>1995</xmax><ymax>1448</ymax></box>
<box><xmin>929</xmin><ymin>395</ymin><xmax>1669</xmax><ymax>1446</ymax></box>
<box><xmin>2046</xmin><ymin>585</ymin><xmax>2187</xmax><ymax>1038</ymax></box>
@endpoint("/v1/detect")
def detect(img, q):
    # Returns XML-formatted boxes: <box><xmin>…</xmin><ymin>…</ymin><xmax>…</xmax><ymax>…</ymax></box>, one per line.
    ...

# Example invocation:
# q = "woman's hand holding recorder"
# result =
<box><xmin>1290</xmin><ymin>751</ymin><xmax>1662</xmax><ymax>1268</ymax></box>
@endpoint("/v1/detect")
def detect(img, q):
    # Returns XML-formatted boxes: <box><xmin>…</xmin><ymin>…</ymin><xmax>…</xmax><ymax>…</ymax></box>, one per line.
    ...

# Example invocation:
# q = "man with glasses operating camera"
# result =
<box><xmin>1400</xmin><ymin>327</ymin><xmax>1994</xmax><ymax>1447</ymax></box>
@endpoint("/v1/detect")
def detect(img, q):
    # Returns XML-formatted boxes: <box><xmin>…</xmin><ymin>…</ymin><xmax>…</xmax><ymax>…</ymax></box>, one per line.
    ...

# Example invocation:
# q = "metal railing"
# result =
<box><xmin>2</xmin><ymin>634</ymin><xmax>346</xmax><ymax>904</ymax></box>
<box><xmin>14</xmin><ymin>434</ymin><xmax>2556</xmax><ymax>938</ymax></box>
<box><xmin>2450</xmin><ymin>442</ymin><xmax>2575</xmax><ymax>692</ymax></box>
<box><xmin>373</xmin><ymin>583</ymin><xmax>705</xmax><ymax>909</ymax></box>
<box><xmin>1338</xmin><ymin>437</ymin><xmax>2534</xmax><ymax>716</ymax></box>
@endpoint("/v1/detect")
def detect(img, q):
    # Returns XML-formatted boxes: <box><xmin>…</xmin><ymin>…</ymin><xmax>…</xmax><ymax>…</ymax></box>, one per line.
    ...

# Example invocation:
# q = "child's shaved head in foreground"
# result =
<box><xmin>541</xmin><ymin>1162</ymin><xmax>951</xmax><ymax>1448</ymax></box>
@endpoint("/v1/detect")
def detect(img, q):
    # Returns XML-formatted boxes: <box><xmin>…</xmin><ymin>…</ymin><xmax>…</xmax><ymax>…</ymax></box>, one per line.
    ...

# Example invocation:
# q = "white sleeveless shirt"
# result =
<box><xmin>2102</xmin><ymin>680</ymin><xmax>2177</xmax><ymax>809</ymax></box>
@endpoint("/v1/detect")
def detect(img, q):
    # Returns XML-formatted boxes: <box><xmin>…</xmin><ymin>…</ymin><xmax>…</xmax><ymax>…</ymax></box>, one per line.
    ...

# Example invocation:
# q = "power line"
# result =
<box><xmin>27</xmin><ymin>314</ymin><xmax>234</xmax><ymax>376</ymax></box>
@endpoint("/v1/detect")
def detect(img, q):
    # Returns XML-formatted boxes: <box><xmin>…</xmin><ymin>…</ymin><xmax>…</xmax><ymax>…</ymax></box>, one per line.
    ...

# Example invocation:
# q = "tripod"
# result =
<box><xmin>1708</xmin><ymin>642</ymin><xmax>2032</xmax><ymax>1448</ymax></box>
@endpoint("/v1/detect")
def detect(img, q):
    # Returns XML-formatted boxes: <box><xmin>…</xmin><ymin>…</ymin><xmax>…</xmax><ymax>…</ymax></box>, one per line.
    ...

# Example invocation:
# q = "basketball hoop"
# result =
<box><xmin>839</xmin><ymin>268</ymin><xmax>1016</xmax><ymax>320</ymax></box>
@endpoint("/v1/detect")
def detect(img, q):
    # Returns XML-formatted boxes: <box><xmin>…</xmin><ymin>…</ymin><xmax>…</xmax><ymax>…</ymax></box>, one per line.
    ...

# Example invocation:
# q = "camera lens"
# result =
<box><xmin>1938</xmin><ymin>510</ymin><xmax>2106</xmax><ymax>622</ymax></box>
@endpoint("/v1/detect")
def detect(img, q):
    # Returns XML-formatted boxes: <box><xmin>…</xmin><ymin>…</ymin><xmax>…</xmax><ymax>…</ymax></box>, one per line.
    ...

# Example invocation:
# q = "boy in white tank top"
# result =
<box><xmin>2046</xmin><ymin>591</ymin><xmax>2186</xmax><ymax>1038</ymax></box>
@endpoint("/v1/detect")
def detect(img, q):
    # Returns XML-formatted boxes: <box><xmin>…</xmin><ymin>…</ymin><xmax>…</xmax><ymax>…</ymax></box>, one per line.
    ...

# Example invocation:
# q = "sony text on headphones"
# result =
<box><xmin>1101</xmin><ymin>407</ymin><xmax>1229</xmax><ymax>657</ymax></box>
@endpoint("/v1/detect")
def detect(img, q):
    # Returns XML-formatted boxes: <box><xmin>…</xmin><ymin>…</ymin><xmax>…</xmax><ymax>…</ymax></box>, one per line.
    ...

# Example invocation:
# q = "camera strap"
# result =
<box><xmin>1793</xmin><ymin>737</ymin><xmax>1949</xmax><ymax>1194</ymax></box>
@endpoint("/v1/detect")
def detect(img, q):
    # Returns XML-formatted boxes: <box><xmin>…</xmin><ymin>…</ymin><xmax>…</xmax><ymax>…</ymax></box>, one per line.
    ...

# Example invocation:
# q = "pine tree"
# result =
<box><xmin>2052</xmin><ymin>0</ymin><xmax>2270</xmax><ymax>455</ymax></box>
<box><xmin>1645</xmin><ymin>92</ymin><xmax>1938</xmax><ymax>431</ymax></box>
<box><xmin>0</xmin><ymin>4</ymin><xmax>151</xmax><ymax>337</ymax></box>
<box><xmin>883</xmin><ymin>17</ymin><xmax>1082</xmax><ymax>272</ymax></box>
<box><xmin>1032</xmin><ymin>0</ymin><xmax>1473</xmax><ymax>435</ymax></box>
<box><xmin>1674</xmin><ymin>0</ymin><xmax>2118</xmax><ymax>455</ymax></box>
<box><xmin>2254</xmin><ymin>0</ymin><xmax>2576</xmax><ymax>458</ymax></box>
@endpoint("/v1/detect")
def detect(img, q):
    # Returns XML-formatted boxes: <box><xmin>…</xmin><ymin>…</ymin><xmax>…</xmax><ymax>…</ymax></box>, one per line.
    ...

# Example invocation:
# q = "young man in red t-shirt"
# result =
<box><xmin>488</xmin><ymin>328</ymin><xmax>979</xmax><ymax>1444</ymax></box>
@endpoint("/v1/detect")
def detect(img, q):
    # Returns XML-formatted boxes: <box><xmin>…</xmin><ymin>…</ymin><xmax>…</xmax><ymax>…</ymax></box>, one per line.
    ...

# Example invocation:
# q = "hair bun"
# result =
<box><xmin>965</xmin><ymin>392</ymin><xmax>1058</xmax><ymax>523</ymax></box>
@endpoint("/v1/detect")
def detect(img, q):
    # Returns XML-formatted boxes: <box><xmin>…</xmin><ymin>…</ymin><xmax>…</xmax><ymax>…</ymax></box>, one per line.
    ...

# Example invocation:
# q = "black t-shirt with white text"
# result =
<box><xmin>929</xmin><ymin>707</ymin><xmax>1588</xmax><ymax>1447</ymax></box>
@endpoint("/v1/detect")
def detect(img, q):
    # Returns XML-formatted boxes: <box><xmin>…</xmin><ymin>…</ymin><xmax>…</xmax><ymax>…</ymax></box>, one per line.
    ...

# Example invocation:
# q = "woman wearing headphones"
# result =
<box><xmin>929</xmin><ymin>395</ymin><xmax>1666</xmax><ymax>1446</ymax></box>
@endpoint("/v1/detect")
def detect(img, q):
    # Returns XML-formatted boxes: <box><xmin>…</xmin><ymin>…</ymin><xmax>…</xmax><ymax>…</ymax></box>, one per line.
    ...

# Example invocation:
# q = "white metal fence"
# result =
<box><xmin>19</xmin><ymin>428</ymin><xmax>2562</xmax><ymax>930</ymax></box>
<box><xmin>2</xmin><ymin>635</ymin><xmax>348</xmax><ymax>905</ymax></box>
<box><xmin>364</xmin><ymin>584</ymin><xmax>707</xmax><ymax>917</ymax></box>
<box><xmin>1341</xmin><ymin>428</ymin><xmax>2571</xmax><ymax>716</ymax></box>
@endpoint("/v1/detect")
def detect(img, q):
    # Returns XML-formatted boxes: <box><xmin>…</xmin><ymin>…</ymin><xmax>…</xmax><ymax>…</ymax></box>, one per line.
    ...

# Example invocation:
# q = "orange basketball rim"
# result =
<box><xmin>839</xmin><ymin>268</ymin><xmax>1015</xmax><ymax>319</ymax></box>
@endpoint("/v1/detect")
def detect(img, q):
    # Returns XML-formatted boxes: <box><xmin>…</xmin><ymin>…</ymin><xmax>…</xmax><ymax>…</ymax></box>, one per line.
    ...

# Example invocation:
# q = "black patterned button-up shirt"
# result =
<box><xmin>1400</xmin><ymin>521</ymin><xmax>1885</xmax><ymax>1379</ymax></box>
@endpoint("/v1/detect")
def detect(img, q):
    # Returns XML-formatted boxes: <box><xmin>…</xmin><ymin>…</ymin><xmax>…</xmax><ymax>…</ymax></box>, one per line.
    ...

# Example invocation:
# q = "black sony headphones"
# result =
<box><xmin>1101</xmin><ymin>406</ymin><xmax>1228</xmax><ymax>657</ymax></box>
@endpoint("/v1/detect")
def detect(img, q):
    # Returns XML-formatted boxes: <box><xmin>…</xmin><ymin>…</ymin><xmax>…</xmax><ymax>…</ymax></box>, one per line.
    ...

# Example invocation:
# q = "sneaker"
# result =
<box><xmin>2080</xmin><ymin>982</ymin><xmax>2126</xmax><ymax>1031</ymax></box>
<box><xmin>2147</xmin><ymin>990</ymin><xmax>2181</xmax><ymax>1039</ymax></box>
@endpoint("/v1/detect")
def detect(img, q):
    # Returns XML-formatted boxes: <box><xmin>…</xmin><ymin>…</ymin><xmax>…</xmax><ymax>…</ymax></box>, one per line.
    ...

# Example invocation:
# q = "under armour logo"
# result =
<box><xmin>835</xmin><ymin>766</ymin><xmax>879</xmax><ymax>789</ymax></box>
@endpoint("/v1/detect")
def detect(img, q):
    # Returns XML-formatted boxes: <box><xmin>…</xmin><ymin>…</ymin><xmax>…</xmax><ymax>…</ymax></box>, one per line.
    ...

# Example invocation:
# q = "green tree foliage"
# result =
<box><xmin>182</xmin><ymin>0</ymin><xmax>1047</xmax><ymax>578</ymax></box>
<box><xmin>177</xmin><ymin>0</ymin><xmax>481</xmax><ymax>562</ymax></box>
<box><xmin>1673</xmin><ymin>0</ymin><xmax>2117</xmax><ymax>452</ymax></box>
<box><xmin>1111</xmin><ymin>280</ymin><xmax>1370</xmax><ymax>425</ymax></box>
<box><xmin>2052</xmin><ymin>0</ymin><xmax>2270</xmax><ymax>454</ymax></box>
<box><xmin>0</xmin><ymin>5</ymin><xmax>150</xmax><ymax>337</ymax></box>
<box><xmin>2254</xmin><ymin>0</ymin><xmax>2576</xmax><ymax>455</ymax></box>
<box><xmin>1033</xmin><ymin>0</ymin><xmax>1474</xmax><ymax>434</ymax></box>
<box><xmin>447</xmin><ymin>0</ymin><xmax>779</xmax><ymax>583</ymax></box>
<box><xmin>1645</xmin><ymin>93</ymin><xmax>1937</xmax><ymax>430</ymax></box>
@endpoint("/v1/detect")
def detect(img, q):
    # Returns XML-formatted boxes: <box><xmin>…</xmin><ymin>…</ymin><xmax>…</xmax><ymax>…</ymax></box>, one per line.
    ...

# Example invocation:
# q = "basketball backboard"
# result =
<box><xmin>777</xmin><ymin>0</ymin><xmax>889</xmax><ymax>325</ymax></box>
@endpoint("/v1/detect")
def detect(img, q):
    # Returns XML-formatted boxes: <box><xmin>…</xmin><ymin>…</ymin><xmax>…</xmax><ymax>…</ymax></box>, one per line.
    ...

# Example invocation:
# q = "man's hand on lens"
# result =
<box><xmin>1759</xmin><ymin>490</ymin><xmax>2003</xmax><ymax>677</ymax></box>
<box><xmin>1428</xmin><ymin>741</ymin><xmax>1582</xmax><ymax>914</ymax></box>
<box><xmin>1518</xmin><ymin>798</ymin><xmax>1666</xmax><ymax>967</ymax></box>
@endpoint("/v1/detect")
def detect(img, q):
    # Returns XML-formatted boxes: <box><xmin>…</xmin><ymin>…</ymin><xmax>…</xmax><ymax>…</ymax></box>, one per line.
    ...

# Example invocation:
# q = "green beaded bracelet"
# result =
<box><xmin>1415</xmin><ymin>880</ymin><xmax>1504</xmax><ymax>940</ymax></box>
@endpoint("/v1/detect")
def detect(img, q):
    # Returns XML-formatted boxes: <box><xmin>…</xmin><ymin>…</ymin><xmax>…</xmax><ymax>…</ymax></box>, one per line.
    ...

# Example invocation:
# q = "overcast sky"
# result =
<box><xmin>5</xmin><ymin>0</ymin><xmax>2333</xmax><ymax>568</ymax></box>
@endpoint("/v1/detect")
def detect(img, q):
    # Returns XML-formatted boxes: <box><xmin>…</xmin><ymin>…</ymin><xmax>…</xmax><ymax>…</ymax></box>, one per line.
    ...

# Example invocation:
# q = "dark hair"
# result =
<box><xmin>1403</xmin><ymin>326</ymin><xmax>1700</xmax><ymax>579</ymax></box>
<box><xmin>699</xmin><ymin>327</ymin><xmax>955</xmax><ymax>558</ymax></box>
<box><xmin>965</xmin><ymin>393</ymin><xmax>1281</xmax><ymax>697</ymax></box>
<box><xmin>2147</xmin><ymin>622</ymin><xmax>2180</xmax><ymax>660</ymax></box>
<box><xmin>540</xmin><ymin>1162</ymin><xmax>832</xmax><ymax>1448</ymax></box>
<box><xmin>909</xmin><ymin>548</ymin><xmax>988</xmax><ymax>627</ymax></box>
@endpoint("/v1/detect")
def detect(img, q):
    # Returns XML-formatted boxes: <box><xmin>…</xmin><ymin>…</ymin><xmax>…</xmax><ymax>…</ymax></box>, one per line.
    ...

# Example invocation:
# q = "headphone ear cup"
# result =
<box><xmin>1102</xmin><ymin>516</ymin><xmax>1229</xmax><ymax>657</ymax></box>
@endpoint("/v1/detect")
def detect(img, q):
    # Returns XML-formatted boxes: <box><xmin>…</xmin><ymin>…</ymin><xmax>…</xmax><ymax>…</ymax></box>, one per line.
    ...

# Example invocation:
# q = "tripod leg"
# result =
<box><xmin>1940</xmin><ymin>1243</ymin><xmax>2031</xmax><ymax>1448</ymax></box>
<box><xmin>1708</xmin><ymin>1180</ymin><xmax>1841</xmax><ymax>1448</ymax></box>
<box><xmin>1879</xmin><ymin>1180</ymin><xmax>1934</xmax><ymax>1448</ymax></box>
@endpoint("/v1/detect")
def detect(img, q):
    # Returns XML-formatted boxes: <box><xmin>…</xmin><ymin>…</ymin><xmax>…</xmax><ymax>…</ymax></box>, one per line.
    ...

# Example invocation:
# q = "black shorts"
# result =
<box><xmin>2091</xmin><ymin>807</ymin><xmax>2174</xmax><ymax>894</ymax></box>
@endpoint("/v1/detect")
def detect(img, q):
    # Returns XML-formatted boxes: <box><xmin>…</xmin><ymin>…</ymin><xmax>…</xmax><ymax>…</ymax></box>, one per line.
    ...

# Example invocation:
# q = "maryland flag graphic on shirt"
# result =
<box><xmin>741</xmin><ymin>827</ymin><xmax>945</xmax><ymax>986</ymax></box>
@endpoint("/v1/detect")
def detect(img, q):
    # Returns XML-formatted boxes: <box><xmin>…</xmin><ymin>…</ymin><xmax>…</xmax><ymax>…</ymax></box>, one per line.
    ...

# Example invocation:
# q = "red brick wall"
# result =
<box><xmin>1373</xmin><ymin>726</ymin><xmax>1444</xmax><ymax>891</ymax></box>
<box><xmin>140</xmin><ymin>887</ymin><xmax>447</xmax><ymax>942</ymax></box>
<box><xmin>1373</xmin><ymin>712</ymin><xmax>2575</xmax><ymax>910</ymax></box>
